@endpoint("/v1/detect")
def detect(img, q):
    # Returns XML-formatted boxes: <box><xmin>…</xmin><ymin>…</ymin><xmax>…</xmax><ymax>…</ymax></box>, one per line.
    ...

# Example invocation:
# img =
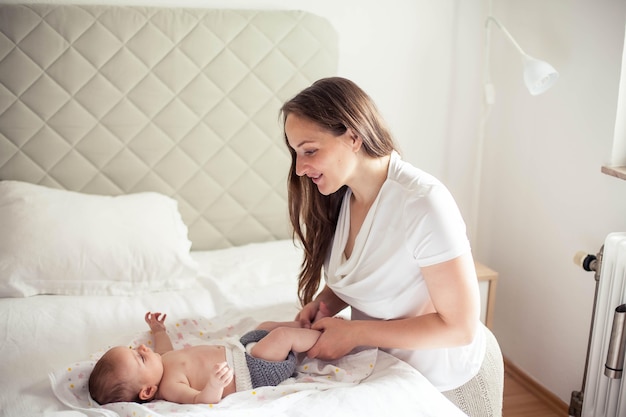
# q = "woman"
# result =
<box><xmin>280</xmin><ymin>77</ymin><xmax>503</xmax><ymax>416</ymax></box>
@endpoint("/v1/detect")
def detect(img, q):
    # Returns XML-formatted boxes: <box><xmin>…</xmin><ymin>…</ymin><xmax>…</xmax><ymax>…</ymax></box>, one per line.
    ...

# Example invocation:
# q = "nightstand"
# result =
<box><xmin>475</xmin><ymin>261</ymin><xmax>498</xmax><ymax>329</ymax></box>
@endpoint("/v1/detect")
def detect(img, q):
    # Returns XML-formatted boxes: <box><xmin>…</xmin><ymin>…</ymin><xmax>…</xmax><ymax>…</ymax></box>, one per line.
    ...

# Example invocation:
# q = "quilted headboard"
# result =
<box><xmin>0</xmin><ymin>4</ymin><xmax>337</xmax><ymax>249</ymax></box>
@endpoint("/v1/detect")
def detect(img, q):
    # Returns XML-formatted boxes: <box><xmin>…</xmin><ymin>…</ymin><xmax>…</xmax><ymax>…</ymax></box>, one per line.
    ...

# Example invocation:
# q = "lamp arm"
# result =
<box><xmin>485</xmin><ymin>16</ymin><xmax>529</xmax><ymax>58</ymax></box>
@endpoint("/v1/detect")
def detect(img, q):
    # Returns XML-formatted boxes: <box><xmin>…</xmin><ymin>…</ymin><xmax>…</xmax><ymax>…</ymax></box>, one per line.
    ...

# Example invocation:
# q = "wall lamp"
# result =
<box><xmin>485</xmin><ymin>16</ymin><xmax>559</xmax><ymax>95</ymax></box>
<box><xmin>470</xmin><ymin>15</ymin><xmax>559</xmax><ymax>245</ymax></box>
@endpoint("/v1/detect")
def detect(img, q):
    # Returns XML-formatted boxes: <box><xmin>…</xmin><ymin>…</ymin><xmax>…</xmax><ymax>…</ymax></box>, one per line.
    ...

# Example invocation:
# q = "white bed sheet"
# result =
<box><xmin>0</xmin><ymin>240</ymin><xmax>467</xmax><ymax>417</ymax></box>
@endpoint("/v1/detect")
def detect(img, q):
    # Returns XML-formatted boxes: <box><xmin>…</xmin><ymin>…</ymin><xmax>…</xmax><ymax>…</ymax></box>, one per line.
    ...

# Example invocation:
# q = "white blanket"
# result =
<box><xmin>49</xmin><ymin>314</ymin><xmax>466</xmax><ymax>417</ymax></box>
<box><xmin>50</xmin><ymin>316</ymin><xmax>370</xmax><ymax>415</ymax></box>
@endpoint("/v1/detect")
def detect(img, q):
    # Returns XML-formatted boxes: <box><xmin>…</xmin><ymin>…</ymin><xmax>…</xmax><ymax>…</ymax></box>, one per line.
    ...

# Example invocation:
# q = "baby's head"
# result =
<box><xmin>89</xmin><ymin>344</ymin><xmax>163</xmax><ymax>405</ymax></box>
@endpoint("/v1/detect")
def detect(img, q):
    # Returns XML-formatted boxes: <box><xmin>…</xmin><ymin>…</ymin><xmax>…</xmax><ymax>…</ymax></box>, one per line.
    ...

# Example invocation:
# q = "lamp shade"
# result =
<box><xmin>522</xmin><ymin>55</ymin><xmax>559</xmax><ymax>96</ymax></box>
<box><xmin>486</xmin><ymin>16</ymin><xmax>559</xmax><ymax>96</ymax></box>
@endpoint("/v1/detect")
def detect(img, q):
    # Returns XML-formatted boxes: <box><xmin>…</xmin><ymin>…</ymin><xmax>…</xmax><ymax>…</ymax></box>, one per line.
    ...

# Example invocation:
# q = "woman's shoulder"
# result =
<box><xmin>383</xmin><ymin>152</ymin><xmax>462</xmax><ymax>224</ymax></box>
<box><xmin>386</xmin><ymin>151</ymin><xmax>446</xmax><ymax>196</ymax></box>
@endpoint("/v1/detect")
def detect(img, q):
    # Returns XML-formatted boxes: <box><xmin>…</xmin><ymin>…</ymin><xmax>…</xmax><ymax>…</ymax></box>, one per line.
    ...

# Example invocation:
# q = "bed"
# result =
<box><xmin>0</xmin><ymin>4</ymin><xmax>468</xmax><ymax>417</ymax></box>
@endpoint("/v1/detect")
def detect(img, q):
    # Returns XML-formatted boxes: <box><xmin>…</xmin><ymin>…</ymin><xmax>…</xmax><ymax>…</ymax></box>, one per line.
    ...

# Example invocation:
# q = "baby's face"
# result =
<box><xmin>109</xmin><ymin>344</ymin><xmax>163</xmax><ymax>395</ymax></box>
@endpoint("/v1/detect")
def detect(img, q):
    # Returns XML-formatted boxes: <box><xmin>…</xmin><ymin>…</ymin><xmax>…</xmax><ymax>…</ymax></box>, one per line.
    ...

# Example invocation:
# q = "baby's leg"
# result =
<box><xmin>249</xmin><ymin>327</ymin><xmax>320</xmax><ymax>362</ymax></box>
<box><xmin>255</xmin><ymin>320</ymin><xmax>302</xmax><ymax>332</ymax></box>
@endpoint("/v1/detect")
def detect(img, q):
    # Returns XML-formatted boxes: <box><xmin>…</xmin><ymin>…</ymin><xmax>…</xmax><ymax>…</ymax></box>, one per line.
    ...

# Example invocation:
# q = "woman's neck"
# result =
<box><xmin>348</xmin><ymin>154</ymin><xmax>391</xmax><ymax>208</ymax></box>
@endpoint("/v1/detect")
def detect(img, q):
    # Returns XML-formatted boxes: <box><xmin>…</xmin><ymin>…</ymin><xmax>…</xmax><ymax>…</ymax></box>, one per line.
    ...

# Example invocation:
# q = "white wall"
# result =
<box><xmin>479</xmin><ymin>0</ymin><xmax>626</xmax><ymax>404</ymax></box>
<box><xmin>13</xmin><ymin>0</ymin><xmax>626</xmax><ymax>406</ymax></box>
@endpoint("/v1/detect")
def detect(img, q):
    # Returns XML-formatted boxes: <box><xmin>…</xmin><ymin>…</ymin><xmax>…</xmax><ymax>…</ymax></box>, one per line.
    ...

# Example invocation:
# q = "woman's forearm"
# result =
<box><xmin>315</xmin><ymin>285</ymin><xmax>348</xmax><ymax>316</ymax></box>
<box><xmin>352</xmin><ymin>312</ymin><xmax>478</xmax><ymax>351</ymax></box>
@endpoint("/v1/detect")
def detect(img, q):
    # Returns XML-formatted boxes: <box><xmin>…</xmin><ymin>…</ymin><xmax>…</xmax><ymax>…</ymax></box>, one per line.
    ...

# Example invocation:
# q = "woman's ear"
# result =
<box><xmin>139</xmin><ymin>385</ymin><xmax>158</xmax><ymax>401</ymax></box>
<box><xmin>346</xmin><ymin>128</ymin><xmax>363</xmax><ymax>153</ymax></box>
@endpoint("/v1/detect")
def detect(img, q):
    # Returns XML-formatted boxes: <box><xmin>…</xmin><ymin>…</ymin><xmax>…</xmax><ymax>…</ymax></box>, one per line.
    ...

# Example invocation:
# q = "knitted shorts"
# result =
<box><xmin>239</xmin><ymin>329</ymin><xmax>297</xmax><ymax>389</ymax></box>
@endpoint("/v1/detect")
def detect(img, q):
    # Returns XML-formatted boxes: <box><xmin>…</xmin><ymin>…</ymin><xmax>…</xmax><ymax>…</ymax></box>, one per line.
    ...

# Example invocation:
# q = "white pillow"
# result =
<box><xmin>0</xmin><ymin>181</ymin><xmax>199</xmax><ymax>297</ymax></box>
<box><xmin>192</xmin><ymin>240</ymin><xmax>303</xmax><ymax>311</ymax></box>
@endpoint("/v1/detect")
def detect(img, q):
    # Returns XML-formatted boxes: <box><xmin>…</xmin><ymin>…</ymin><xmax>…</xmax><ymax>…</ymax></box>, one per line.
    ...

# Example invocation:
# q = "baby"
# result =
<box><xmin>88</xmin><ymin>312</ymin><xmax>322</xmax><ymax>405</ymax></box>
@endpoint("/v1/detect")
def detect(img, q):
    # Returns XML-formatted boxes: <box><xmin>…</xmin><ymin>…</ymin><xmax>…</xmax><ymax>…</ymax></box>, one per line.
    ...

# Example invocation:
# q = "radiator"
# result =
<box><xmin>580</xmin><ymin>232</ymin><xmax>626</xmax><ymax>417</ymax></box>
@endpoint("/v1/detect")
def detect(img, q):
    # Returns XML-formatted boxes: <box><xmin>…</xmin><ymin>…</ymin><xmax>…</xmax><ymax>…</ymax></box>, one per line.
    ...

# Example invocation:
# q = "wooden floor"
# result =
<box><xmin>503</xmin><ymin>367</ymin><xmax>568</xmax><ymax>417</ymax></box>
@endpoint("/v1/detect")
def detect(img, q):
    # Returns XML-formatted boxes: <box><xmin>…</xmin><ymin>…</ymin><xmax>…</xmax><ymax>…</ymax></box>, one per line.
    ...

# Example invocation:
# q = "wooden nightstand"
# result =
<box><xmin>475</xmin><ymin>261</ymin><xmax>498</xmax><ymax>329</ymax></box>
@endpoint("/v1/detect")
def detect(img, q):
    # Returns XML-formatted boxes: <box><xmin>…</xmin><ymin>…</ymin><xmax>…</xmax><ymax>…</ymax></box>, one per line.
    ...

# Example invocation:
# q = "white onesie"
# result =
<box><xmin>324</xmin><ymin>151</ymin><xmax>486</xmax><ymax>391</ymax></box>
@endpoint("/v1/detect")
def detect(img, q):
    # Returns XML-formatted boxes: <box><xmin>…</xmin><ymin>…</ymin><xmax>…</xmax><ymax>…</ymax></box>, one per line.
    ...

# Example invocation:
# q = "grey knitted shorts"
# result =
<box><xmin>239</xmin><ymin>329</ymin><xmax>297</xmax><ymax>388</ymax></box>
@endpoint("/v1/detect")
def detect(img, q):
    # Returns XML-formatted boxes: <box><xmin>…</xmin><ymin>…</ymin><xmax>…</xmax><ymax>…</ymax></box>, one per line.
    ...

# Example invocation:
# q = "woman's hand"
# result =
<box><xmin>296</xmin><ymin>301</ymin><xmax>332</xmax><ymax>328</ymax></box>
<box><xmin>307</xmin><ymin>317</ymin><xmax>357</xmax><ymax>360</ymax></box>
<box><xmin>296</xmin><ymin>300</ymin><xmax>320</xmax><ymax>328</ymax></box>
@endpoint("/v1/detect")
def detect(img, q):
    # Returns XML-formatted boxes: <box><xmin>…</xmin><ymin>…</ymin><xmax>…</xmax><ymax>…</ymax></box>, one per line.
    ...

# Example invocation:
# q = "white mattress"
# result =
<box><xmin>0</xmin><ymin>240</ymin><xmax>468</xmax><ymax>417</ymax></box>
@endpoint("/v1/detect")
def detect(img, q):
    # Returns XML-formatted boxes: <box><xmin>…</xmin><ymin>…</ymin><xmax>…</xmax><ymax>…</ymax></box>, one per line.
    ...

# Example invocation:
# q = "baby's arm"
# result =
<box><xmin>145</xmin><ymin>312</ymin><xmax>174</xmax><ymax>355</ymax></box>
<box><xmin>160</xmin><ymin>362</ymin><xmax>233</xmax><ymax>404</ymax></box>
<box><xmin>196</xmin><ymin>362</ymin><xmax>233</xmax><ymax>404</ymax></box>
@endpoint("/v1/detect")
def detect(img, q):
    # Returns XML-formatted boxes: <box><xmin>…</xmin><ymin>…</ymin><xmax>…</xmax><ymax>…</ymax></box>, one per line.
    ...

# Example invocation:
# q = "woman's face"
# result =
<box><xmin>285</xmin><ymin>113</ymin><xmax>360</xmax><ymax>195</ymax></box>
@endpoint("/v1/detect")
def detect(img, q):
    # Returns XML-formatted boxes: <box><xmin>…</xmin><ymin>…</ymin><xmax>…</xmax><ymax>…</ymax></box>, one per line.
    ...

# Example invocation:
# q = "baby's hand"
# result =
<box><xmin>208</xmin><ymin>362</ymin><xmax>234</xmax><ymax>389</ymax></box>
<box><xmin>145</xmin><ymin>311</ymin><xmax>167</xmax><ymax>333</ymax></box>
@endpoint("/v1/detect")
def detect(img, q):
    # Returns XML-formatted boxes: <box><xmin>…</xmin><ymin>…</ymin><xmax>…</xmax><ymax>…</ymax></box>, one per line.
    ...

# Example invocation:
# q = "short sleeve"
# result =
<box><xmin>403</xmin><ymin>182</ymin><xmax>470</xmax><ymax>267</ymax></box>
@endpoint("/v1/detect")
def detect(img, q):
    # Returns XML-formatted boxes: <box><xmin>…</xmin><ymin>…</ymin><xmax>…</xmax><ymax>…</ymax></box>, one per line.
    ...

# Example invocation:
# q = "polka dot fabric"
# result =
<box><xmin>49</xmin><ymin>316</ymin><xmax>377</xmax><ymax>417</ymax></box>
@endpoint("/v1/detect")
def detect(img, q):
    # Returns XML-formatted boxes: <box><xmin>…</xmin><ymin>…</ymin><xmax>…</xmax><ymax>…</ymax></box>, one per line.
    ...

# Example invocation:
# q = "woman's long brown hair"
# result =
<box><xmin>280</xmin><ymin>77</ymin><xmax>396</xmax><ymax>306</ymax></box>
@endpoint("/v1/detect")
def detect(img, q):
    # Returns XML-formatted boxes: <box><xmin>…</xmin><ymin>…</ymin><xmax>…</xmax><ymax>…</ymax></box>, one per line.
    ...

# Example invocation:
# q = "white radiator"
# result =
<box><xmin>582</xmin><ymin>232</ymin><xmax>626</xmax><ymax>417</ymax></box>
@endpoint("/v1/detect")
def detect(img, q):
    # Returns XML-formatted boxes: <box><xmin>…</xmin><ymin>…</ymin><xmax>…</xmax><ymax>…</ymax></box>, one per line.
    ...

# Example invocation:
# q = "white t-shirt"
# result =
<box><xmin>324</xmin><ymin>151</ymin><xmax>485</xmax><ymax>391</ymax></box>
